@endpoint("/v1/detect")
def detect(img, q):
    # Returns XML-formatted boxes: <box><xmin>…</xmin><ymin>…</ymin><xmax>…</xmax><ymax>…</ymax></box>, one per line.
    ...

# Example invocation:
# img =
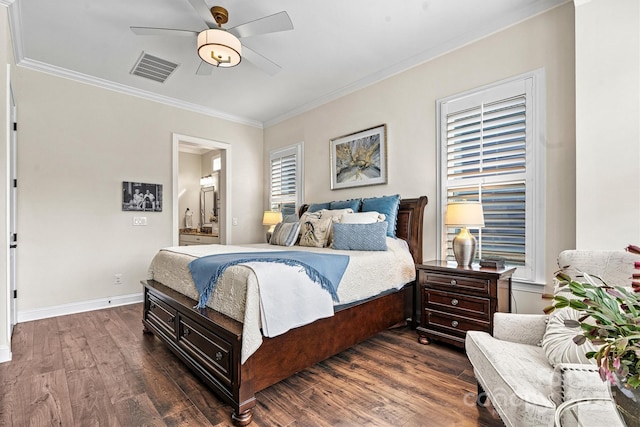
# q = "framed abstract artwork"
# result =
<box><xmin>330</xmin><ymin>124</ymin><xmax>387</xmax><ymax>190</ymax></box>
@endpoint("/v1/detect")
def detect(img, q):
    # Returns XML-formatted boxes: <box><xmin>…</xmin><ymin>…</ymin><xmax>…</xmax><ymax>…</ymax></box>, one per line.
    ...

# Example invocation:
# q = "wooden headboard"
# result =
<box><xmin>298</xmin><ymin>196</ymin><xmax>428</xmax><ymax>265</ymax></box>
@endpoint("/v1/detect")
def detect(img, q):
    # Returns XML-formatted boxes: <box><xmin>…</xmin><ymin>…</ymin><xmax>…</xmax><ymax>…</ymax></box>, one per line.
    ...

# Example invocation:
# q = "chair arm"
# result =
<box><xmin>493</xmin><ymin>313</ymin><xmax>548</xmax><ymax>346</ymax></box>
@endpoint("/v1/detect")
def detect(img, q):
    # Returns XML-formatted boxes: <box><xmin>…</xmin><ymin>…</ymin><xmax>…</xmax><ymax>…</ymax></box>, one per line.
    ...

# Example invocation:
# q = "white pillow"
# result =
<box><xmin>340</xmin><ymin>211</ymin><xmax>385</xmax><ymax>224</ymax></box>
<box><xmin>319</xmin><ymin>208</ymin><xmax>353</xmax><ymax>219</ymax></box>
<box><xmin>542</xmin><ymin>308</ymin><xmax>598</xmax><ymax>367</ymax></box>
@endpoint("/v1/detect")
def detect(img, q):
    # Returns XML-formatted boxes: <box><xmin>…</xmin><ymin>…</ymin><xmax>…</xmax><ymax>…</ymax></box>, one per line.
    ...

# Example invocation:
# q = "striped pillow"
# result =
<box><xmin>269</xmin><ymin>222</ymin><xmax>300</xmax><ymax>246</ymax></box>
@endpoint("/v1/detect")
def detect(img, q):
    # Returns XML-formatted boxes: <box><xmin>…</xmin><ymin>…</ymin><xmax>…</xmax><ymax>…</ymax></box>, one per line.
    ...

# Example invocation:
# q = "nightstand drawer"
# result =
<box><xmin>424</xmin><ymin>289</ymin><xmax>491</xmax><ymax>320</ymax></box>
<box><xmin>421</xmin><ymin>271</ymin><xmax>490</xmax><ymax>295</ymax></box>
<box><xmin>425</xmin><ymin>310</ymin><xmax>490</xmax><ymax>337</ymax></box>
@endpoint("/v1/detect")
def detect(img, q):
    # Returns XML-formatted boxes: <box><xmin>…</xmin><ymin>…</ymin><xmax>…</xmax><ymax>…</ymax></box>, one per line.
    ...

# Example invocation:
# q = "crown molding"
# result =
<box><xmin>264</xmin><ymin>0</ymin><xmax>570</xmax><ymax>128</ymax></box>
<box><xmin>17</xmin><ymin>58</ymin><xmax>263</xmax><ymax>128</ymax></box>
<box><xmin>5</xmin><ymin>0</ymin><xmax>262</xmax><ymax>127</ymax></box>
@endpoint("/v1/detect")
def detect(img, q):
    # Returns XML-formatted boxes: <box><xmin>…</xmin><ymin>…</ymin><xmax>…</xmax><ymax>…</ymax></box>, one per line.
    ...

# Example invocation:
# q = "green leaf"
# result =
<box><xmin>563</xmin><ymin>319</ymin><xmax>581</xmax><ymax>328</ymax></box>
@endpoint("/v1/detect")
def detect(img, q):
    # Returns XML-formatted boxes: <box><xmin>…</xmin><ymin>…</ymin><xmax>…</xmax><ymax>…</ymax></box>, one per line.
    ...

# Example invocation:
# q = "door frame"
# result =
<box><xmin>172</xmin><ymin>133</ymin><xmax>232</xmax><ymax>245</ymax></box>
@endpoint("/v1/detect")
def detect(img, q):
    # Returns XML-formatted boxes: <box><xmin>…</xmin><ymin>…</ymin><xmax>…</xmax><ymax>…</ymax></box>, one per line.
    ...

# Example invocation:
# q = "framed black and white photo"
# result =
<box><xmin>330</xmin><ymin>124</ymin><xmax>387</xmax><ymax>190</ymax></box>
<box><xmin>122</xmin><ymin>181</ymin><xmax>162</xmax><ymax>212</ymax></box>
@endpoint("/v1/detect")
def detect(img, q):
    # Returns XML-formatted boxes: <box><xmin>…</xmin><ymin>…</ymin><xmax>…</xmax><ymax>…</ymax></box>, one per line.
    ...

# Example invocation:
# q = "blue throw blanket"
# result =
<box><xmin>188</xmin><ymin>251</ymin><xmax>350</xmax><ymax>308</ymax></box>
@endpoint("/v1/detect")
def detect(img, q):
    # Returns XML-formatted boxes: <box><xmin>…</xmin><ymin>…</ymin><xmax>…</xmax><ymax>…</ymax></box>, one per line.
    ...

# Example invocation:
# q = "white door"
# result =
<box><xmin>9</xmin><ymin>85</ymin><xmax>17</xmax><ymax>334</ymax></box>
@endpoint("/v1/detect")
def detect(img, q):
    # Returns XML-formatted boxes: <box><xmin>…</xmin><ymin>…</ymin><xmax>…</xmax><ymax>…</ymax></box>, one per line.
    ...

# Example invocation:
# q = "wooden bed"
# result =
<box><xmin>141</xmin><ymin>196</ymin><xmax>427</xmax><ymax>425</ymax></box>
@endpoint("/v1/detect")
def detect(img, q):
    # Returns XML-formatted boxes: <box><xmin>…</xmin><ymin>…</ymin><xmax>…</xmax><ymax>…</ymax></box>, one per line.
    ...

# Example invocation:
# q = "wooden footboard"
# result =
<box><xmin>143</xmin><ymin>279</ymin><xmax>411</xmax><ymax>425</ymax></box>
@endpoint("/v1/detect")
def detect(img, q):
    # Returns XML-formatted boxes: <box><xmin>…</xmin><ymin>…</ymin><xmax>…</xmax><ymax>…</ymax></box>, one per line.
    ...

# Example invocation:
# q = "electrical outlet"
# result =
<box><xmin>133</xmin><ymin>217</ymin><xmax>147</xmax><ymax>226</ymax></box>
<box><xmin>232</xmin><ymin>217</ymin><xmax>238</xmax><ymax>226</ymax></box>
<box><xmin>114</xmin><ymin>274</ymin><xmax>123</xmax><ymax>285</ymax></box>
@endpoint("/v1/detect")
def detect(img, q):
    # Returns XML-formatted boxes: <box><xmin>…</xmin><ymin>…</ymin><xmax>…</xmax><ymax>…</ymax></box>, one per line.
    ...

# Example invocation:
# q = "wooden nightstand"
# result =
<box><xmin>416</xmin><ymin>260</ymin><xmax>515</xmax><ymax>348</ymax></box>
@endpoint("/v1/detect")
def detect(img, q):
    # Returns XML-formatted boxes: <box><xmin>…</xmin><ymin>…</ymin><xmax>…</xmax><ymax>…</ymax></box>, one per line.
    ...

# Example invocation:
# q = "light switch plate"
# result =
<box><xmin>133</xmin><ymin>217</ymin><xmax>147</xmax><ymax>226</ymax></box>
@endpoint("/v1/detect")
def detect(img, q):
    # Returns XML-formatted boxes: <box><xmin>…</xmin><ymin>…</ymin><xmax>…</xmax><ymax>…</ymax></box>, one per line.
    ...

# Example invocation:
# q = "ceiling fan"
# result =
<box><xmin>130</xmin><ymin>0</ymin><xmax>293</xmax><ymax>76</ymax></box>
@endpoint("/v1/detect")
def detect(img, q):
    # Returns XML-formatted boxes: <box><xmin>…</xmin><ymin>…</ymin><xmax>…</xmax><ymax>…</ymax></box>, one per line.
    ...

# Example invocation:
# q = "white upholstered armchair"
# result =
<box><xmin>465</xmin><ymin>250</ymin><xmax>639</xmax><ymax>426</ymax></box>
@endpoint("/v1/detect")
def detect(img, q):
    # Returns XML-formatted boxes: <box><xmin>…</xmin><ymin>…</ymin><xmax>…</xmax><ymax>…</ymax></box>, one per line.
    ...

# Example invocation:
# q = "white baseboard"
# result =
<box><xmin>17</xmin><ymin>293</ymin><xmax>144</xmax><ymax>323</ymax></box>
<box><xmin>0</xmin><ymin>345</ymin><xmax>11</xmax><ymax>364</ymax></box>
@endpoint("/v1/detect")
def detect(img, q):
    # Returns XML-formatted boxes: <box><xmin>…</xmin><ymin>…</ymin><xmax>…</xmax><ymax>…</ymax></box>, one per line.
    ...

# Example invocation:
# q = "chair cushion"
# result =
<box><xmin>465</xmin><ymin>330</ymin><xmax>555</xmax><ymax>427</ymax></box>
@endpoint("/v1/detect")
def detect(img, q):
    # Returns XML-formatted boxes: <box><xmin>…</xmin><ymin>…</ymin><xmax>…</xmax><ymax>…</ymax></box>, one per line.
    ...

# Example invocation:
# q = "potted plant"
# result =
<box><xmin>544</xmin><ymin>246</ymin><xmax>640</xmax><ymax>426</ymax></box>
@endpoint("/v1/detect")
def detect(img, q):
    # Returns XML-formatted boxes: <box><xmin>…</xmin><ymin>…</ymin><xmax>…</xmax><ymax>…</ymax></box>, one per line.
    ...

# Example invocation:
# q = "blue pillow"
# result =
<box><xmin>330</xmin><ymin>199</ymin><xmax>361</xmax><ymax>211</ymax></box>
<box><xmin>307</xmin><ymin>202</ymin><xmax>331</xmax><ymax>213</ymax></box>
<box><xmin>361</xmin><ymin>194</ymin><xmax>401</xmax><ymax>237</ymax></box>
<box><xmin>332</xmin><ymin>222</ymin><xmax>387</xmax><ymax>251</ymax></box>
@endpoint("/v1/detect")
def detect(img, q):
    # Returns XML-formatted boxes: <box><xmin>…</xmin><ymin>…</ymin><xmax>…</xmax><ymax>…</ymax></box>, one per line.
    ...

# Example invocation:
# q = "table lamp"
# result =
<box><xmin>262</xmin><ymin>210</ymin><xmax>283</xmax><ymax>243</ymax></box>
<box><xmin>445</xmin><ymin>201</ymin><xmax>485</xmax><ymax>266</ymax></box>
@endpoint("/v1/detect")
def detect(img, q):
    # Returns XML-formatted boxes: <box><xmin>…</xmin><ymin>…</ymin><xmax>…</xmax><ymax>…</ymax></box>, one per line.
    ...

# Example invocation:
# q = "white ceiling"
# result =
<box><xmin>7</xmin><ymin>0</ymin><xmax>567</xmax><ymax>127</ymax></box>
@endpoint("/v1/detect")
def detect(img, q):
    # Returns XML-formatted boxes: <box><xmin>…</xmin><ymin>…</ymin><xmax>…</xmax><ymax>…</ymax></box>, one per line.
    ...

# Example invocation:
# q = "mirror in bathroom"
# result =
<box><xmin>200</xmin><ymin>186</ymin><xmax>217</xmax><ymax>228</ymax></box>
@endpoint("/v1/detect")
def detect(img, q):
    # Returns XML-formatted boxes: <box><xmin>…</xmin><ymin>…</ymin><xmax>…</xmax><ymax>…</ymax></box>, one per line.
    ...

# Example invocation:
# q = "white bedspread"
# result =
<box><xmin>147</xmin><ymin>238</ymin><xmax>415</xmax><ymax>363</ymax></box>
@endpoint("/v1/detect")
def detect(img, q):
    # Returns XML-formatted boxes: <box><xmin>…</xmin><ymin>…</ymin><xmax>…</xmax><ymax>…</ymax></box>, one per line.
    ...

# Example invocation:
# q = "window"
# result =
<box><xmin>213</xmin><ymin>155</ymin><xmax>221</xmax><ymax>171</ymax></box>
<box><xmin>437</xmin><ymin>71</ymin><xmax>545</xmax><ymax>283</ymax></box>
<box><xmin>269</xmin><ymin>143</ymin><xmax>303</xmax><ymax>217</ymax></box>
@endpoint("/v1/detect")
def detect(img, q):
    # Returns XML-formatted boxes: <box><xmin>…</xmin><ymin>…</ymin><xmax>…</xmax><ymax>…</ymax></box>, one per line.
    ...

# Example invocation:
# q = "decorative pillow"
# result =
<box><xmin>319</xmin><ymin>208</ymin><xmax>354</xmax><ymax>218</ymax></box>
<box><xmin>299</xmin><ymin>210</ymin><xmax>322</xmax><ymax>224</ymax></box>
<box><xmin>307</xmin><ymin>202</ymin><xmax>331</xmax><ymax>213</ymax></box>
<box><xmin>361</xmin><ymin>194</ymin><xmax>401</xmax><ymax>237</ymax></box>
<box><xmin>299</xmin><ymin>216</ymin><xmax>333</xmax><ymax>248</ymax></box>
<box><xmin>332</xmin><ymin>222</ymin><xmax>388</xmax><ymax>251</ymax></box>
<box><xmin>269</xmin><ymin>222</ymin><xmax>301</xmax><ymax>247</ymax></box>
<box><xmin>319</xmin><ymin>208</ymin><xmax>354</xmax><ymax>247</ymax></box>
<box><xmin>542</xmin><ymin>308</ymin><xmax>598</xmax><ymax>367</ymax></box>
<box><xmin>330</xmin><ymin>199</ymin><xmax>361</xmax><ymax>211</ymax></box>
<box><xmin>340</xmin><ymin>211</ymin><xmax>385</xmax><ymax>224</ymax></box>
<box><xmin>283</xmin><ymin>213</ymin><xmax>299</xmax><ymax>223</ymax></box>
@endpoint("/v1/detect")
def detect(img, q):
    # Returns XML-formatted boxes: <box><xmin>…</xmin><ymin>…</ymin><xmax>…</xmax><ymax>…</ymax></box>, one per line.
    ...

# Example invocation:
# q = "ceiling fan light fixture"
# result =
<box><xmin>197</xmin><ymin>28</ymin><xmax>242</xmax><ymax>67</ymax></box>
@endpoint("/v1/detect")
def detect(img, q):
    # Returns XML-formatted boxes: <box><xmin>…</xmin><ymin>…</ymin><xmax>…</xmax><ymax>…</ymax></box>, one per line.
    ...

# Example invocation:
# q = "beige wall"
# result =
<box><xmin>264</xmin><ymin>4</ymin><xmax>577</xmax><ymax>314</ymax></box>
<box><xmin>0</xmin><ymin>5</ymin><xmax>10</xmax><ymax>358</ymax></box>
<box><xmin>178</xmin><ymin>152</ymin><xmax>202</xmax><ymax>228</ymax></box>
<box><xmin>575</xmin><ymin>0</ymin><xmax>640</xmax><ymax>249</ymax></box>
<box><xmin>9</xmin><ymin>65</ymin><xmax>263</xmax><ymax>314</ymax></box>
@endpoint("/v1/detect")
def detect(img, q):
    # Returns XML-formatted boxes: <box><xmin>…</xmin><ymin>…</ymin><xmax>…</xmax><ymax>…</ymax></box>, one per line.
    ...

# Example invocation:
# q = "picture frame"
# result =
<box><xmin>122</xmin><ymin>181</ymin><xmax>163</xmax><ymax>212</ymax></box>
<box><xmin>330</xmin><ymin>124</ymin><xmax>387</xmax><ymax>190</ymax></box>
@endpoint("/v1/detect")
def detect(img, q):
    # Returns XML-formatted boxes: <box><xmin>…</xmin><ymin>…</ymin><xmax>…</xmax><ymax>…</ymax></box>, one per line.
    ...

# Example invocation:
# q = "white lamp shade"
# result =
<box><xmin>197</xmin><ymin>29</ymin><xmax>242</xmax><ymax>67</ymax></box>
<box><xmin>262</xmin><ymin>211</ymin><xmax>283</xmax><ymax>226</ymax></box>
<box><xmin>445</xmin><ymin>202</ymin><xmax>485</xmax><ymax>227</ymax></box>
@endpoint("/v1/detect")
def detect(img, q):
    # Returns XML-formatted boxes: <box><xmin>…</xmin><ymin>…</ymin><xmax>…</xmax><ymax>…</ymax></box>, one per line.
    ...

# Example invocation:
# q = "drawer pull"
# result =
<box><xmin>451</xmin><ymin>299</ymin><xmax>459</xmax><ymax>306</ymax></box>
<box><xmin>149</xmin><ymin>302</ymin><xmax>156</xmax><ymax>310</ymax></box>
<box><xmin>450</xmin><ymin>279</ymin><xmax>457</xmax><ymax>286</ymax></box>
<box><xmin>168</xmin><ymin>316</ymin><xmax>175</xmax><ymax>324</ymax></box>
<box><xmin>451</xmin><ymin>320</ymin><xmax>459</xmax><ymax>328</ymax></box>
<box><xmin>215</xmin><ymin>351</ymin><xmax>223</xmax><ymax>361</ymax></box>
<box><xmin>183</xmin><ymin>328</ymin><xmax>190</xmax><ymax>337</ymax></box>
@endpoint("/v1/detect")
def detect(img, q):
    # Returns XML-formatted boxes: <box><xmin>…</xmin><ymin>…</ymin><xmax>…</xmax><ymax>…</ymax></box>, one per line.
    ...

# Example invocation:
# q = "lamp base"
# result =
<box><xmin>452</xmin><ymin>227</ymin><xmax>477</xmax><ymax>266</ymax></box>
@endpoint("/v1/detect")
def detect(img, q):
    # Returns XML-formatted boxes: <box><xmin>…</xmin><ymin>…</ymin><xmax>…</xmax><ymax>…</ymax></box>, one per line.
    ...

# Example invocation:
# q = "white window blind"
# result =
<box><xmin>438</xmin><ymin>72</ymin><xmax>545</xmax><ymax>283</ymax></box>
<box><xmin>270</xmin><ymin>143</ymin><xmax>303</xmax><ymax>216</ymax></box>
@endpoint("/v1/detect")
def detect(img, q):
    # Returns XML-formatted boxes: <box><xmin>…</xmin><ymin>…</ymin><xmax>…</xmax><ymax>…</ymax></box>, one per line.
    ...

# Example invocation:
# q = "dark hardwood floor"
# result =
<box><xmin>0</xmin><ymin>303</ymin><xmax>503</xmax><ymax>426</ymax></box>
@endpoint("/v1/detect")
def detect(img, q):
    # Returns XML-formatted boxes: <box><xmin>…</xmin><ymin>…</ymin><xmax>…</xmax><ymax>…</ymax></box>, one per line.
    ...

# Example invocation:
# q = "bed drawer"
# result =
<box><xmin>424</xmin><ymin>289</ymin><xmax>491</xmax><ymax>320</ymax></box>
<box><xmin>177</xmin><ymin>315</ymin><xmax>233</xmax><ymax>387</ymax></box>
<box><xmin>146</xmin><ymin>295</ymin><xmax>177</xmax><ymax>338</ymax></box>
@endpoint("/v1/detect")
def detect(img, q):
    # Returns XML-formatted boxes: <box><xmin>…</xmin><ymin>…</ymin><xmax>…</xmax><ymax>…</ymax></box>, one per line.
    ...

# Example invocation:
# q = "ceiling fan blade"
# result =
<box><xmin>187</xmin><ymin>0</ymin><xmax>218</xmax><ymax>29</ymax></box>
<box><xmin>228</xmin><ymin>11</ymin><xmax>293</xmax><ymax>39</ymax></box>
<box><xmin>196</xmin><ymin>61</ymin><xmax>214</xmax><ymax>76</ymax></box>
<box><xmin>130</xmin><ymin>26</ymin><xmax>198</xmax><ymax>37</ymax></box>
<box><xmin>242</xmin><ymin>45</ymin><xmax>282</xmax><ymax>76</ymax></box>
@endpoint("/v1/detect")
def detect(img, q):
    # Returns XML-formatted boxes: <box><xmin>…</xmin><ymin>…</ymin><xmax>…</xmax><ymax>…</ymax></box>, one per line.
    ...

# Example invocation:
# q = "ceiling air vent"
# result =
<box><xmin>131</xmin><ymin>52</ymin><xmax>179</xmax><ymax>83</ymax></box>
